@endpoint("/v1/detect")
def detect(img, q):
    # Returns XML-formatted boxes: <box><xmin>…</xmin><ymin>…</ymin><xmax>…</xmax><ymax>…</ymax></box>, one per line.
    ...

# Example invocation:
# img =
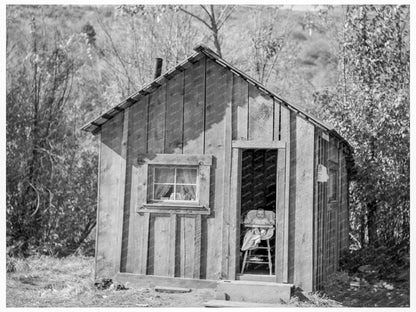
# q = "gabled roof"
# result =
<box><xmin>81</xmin><ymin>44</ymin><xmax>351</xmax><ymax>150</ymax></box>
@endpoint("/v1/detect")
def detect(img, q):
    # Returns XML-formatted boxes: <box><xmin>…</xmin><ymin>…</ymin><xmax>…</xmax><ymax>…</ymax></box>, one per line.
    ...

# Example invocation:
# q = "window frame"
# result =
<box><xmin>136</xmin><ymin>154</ymin><xmax>212</xmax><ymax>215</ymax></box>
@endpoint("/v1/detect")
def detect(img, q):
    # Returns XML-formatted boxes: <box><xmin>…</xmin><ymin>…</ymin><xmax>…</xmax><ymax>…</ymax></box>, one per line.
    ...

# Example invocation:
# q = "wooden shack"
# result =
<box><xmin>82</xmin><ymin>44</ymin><xmax>353</xmax><ymax>294</ymax></box>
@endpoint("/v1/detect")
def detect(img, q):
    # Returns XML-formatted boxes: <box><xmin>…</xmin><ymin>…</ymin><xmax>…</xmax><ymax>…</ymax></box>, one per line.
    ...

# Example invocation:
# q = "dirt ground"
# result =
<box><xmin>6</xmin><ymin>256</ymin><xmax>216</xmax><ymax>307</ymax></box>
<box><xmin>6</xmin><ymin>255</ymin><xmax>409</xmax><ymax>307</ymax></box>
<box><xmin>7</xmin><ymin>277</ymin><xmax>216</xmax><ymax>307</ymax></box>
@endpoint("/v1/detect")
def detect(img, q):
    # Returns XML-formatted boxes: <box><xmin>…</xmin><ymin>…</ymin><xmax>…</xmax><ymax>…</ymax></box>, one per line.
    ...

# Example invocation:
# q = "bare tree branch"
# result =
<box><xmin>28</xmin><ymin>182</ymin><xmax>40</xmax><ymax>217</ymax></box>
<box><xmin>179</xmin><ymin>7</ymin><xmax>212</xmax><ymax>30</ymax></box>
<box><xmin>217</xmin><ymin>6</ymin><xmax>235</xmax><ymax>30</ymax></box>
<box><xmin>199</xmin><ymin>5</ymin><xmax>211</xmax><ymax>20</ymax></box>
<box><xmin>96</xmin><ymin>13</ymin><xmax>134</xmax><ymax>94</ymax></box>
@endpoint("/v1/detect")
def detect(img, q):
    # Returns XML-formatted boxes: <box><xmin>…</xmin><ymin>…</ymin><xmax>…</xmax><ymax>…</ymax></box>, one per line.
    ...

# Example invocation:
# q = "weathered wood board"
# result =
<box><xmin>288</xmin><ymin>111</ymin><xmax>297</xmax><ymax>283</ymax></box>
<box><xmin>204</xmin><ymin>58</ymin><xmax>230</xmax><ymax>280</ymax></box>
<box><xmin>95</xmin><ymin>113</ymin><xmax>125</xmax><ymax>279</ymax></box>
<box><xmin>183</xmin><ymin>57</ymin><xmax>205</xmax><ymax>154</ymax></box>
<box><xmin>232</xmin><ymin>76</ymin><xmax>248</xmax><ymax>140</ymax></box>
<box><xmin>248</xmin><ymin>84</ymin><xmax>274</xmax><ymax>141</ymax></box>
<box><xmin>147</xmin><ymin>85</ymin><xmax>166</xmax><ymax>153</ymax></box>
<box><xmin>124</xmin><ymin>96</ymin><xmax>148</xmax><ymax>274</ymax></box>
<box><xmin>148</xmin><ymin>214</ymin><xmax>171</xmax><ymax>276</ymax></box>
<box><xmin>165</xmin><ymin>72</ymin><xmax>184</xmax><ymax>154</ymax></box>
<box><xmin>293</xmin><ymin>116</ymin><xmax>315</xmax><ymax>292</ymax></box>
<box><xmin>280</xmin><ymin>105</ymin><xmax>290</xmax><ymax>283</ymax></box>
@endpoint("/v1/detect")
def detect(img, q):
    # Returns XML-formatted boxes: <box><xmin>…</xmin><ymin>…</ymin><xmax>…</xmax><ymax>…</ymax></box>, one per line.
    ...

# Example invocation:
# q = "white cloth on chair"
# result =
<box><xmin>241</xmin><ymin>210</ymin><xmax>275</xmax><ymax>251</ymax></box>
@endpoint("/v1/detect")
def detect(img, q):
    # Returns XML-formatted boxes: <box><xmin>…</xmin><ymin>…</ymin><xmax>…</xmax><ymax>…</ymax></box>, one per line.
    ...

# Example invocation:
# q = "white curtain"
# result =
<box><xmin>154</xmin><ymin>167</ymin><xmax>174</xmax><ymax>200</ymax></box>
<box><xmin>177</xmin><ymin>168</ymin><xmax>197</xmax><ymax>200</ymax></box>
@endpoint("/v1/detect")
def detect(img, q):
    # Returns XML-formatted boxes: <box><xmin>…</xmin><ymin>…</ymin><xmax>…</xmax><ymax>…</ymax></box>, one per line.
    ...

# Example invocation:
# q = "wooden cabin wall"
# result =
<box><xmin>121</xmin><ymin>95</ymin><xmax>149</xmax><ymax>274</ymax></box>
<box><xmin>230</xmin><ymin>75</ymin><xmax>315</xmax><ymax>290</ymax></box>
<box><xmin>114</xmin><ymin>56</ymin><xmax>237</xmax><ymax>280</ymax></box>
<box><xmin>230</xmin><ymin>74</ymin><xmax>288</xmax><ymax>280</ymax></box>
<box><xmin>95</xmin><ymin>52</ymin><xmax>347</xmax><ymax>292</ymax></box>
<box><xmin>288</xmin><ymin>115</ymin><xmax>315</xmax><ymax>291</ymax></box>
<box><xmin>314</xmin><ymin>131</ymin><xmax>327</xmax><ymax>289</ymax></box>
<box><xmin>326</xmin><ymin>136</ymin><xmax>339</xmax><ymax>275</ymax></box>
<box><xmin>117</xmin><ymin>55</ymin><xmax>291</xmax><ymax>281</ymax></box>
<box><xmin>95</xmin><ymin>113</ymin><xmax>126</xmax><ymax>279</ymax></box>
<box><xmin>339</xmin><ymin>149</ymin><xmax>350</xmax><ymax>253</ymax></box>
<box><xmin>313</xmin><ymin>132</ymin><xmax>349</xmax><ymax>290</ymax></box>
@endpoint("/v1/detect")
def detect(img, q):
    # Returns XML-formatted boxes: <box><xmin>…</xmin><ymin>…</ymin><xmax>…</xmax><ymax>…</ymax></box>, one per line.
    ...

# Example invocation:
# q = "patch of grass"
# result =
<box><xmin>287</xmin><ymin>287</ymin><xmax>342</xmax><ymax>307</ymax></box>
<box><xmin>6</xmin><ymin>255</ymin><xmax>214</xmax><ymax>307</ymax></box>
<box><xmin>322</xmin><ymin>271</ymin><xmax>410</xmax><ymax>307</ymax></box>
<box><xmin>7</xmin><ymin>255</ymin><xmax>96</xmax><ymax>307</ymax></box>
<box><xmin>8</xmin><ymin>256</ymin><xmax>408</xmax><ymax>307</ymax></box>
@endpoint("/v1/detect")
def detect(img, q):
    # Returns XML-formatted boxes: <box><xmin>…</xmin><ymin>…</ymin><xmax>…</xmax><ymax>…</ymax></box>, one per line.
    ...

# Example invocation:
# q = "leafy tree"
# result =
<box><xmin>248</xmin><ymin>6</ymin><xmax>286</xmax><ymax>85</ymax></box>
<box><xmin>314</xmin><ymin>5</ymin><xmax>410</xmax><ymax>249</ymax></box>
<box><xmin>117</xmin><ymin>4</ymin><xmax>235</xmax><ymax>58</ymax></box>
<box><xmin>6</xmin><ymin>10</ymin><xmax>98</xmax><ymax>257</ymax></box>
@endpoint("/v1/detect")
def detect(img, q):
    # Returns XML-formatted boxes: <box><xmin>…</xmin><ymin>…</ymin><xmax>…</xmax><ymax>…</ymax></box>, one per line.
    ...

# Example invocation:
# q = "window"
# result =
<box><xmin>328</xmin><ymin>168</ymin><xmax>338</xmax><ymax>201</ymax></box>
<box><xmin>136</xmin><ymin>154</ymin><xmax>212</xmax><ymax>214</ymax></box>
<box><xmin>148</xmin><ymin>166</ymin><xmax>198</xmax><ymax>203</ymax></box>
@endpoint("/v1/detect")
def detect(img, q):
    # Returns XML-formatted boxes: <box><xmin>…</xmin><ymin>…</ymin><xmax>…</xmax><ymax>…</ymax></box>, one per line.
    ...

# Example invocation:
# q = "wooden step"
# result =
<box><xmin>237</xmin><ymin>273</ymin><xmax>276</xmax><ymax>282</ymax></box>
<box><xmin>215</xmin><ymin>280</ymin><xmax>293</xmax><ymax>304</ymax></box>
<box><xmin>204</xmin><ymin>300</ymin><xmax>284</xmax><ymax>307</ymax></box>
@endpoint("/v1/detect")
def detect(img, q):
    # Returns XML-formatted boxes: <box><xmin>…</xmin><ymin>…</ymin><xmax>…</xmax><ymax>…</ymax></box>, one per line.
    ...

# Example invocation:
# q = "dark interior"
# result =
<box><xmin>239</xmin><ymin>149</ymin><xmax>277</xmax><ymax>275</ymax></box>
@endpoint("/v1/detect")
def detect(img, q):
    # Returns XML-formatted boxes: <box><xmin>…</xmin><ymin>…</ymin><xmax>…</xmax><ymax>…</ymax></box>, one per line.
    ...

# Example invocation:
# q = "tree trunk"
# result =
<box><xmin>359</xmin><ymin>211</ymin><xmax>366</xmax><ymax>247</ymax></box>
<box><xmin>366</xmin><ymin>201</ymin><xmax>378</xmax><ymax>247</ymax></box>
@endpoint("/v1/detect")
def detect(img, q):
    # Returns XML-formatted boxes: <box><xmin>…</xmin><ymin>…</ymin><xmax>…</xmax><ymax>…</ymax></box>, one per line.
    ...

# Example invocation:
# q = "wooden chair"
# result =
<box><xmin>240</xmin><ymin>210</ymin><xmax>275</xmax><ymax>275</ymax></box>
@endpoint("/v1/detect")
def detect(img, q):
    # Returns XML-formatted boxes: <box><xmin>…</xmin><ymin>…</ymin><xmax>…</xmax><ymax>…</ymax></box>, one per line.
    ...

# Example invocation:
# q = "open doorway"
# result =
<box><xmin>239</xmin><ymin>149</ymin><xmax>277</xmax><ymax>277</ymax></box>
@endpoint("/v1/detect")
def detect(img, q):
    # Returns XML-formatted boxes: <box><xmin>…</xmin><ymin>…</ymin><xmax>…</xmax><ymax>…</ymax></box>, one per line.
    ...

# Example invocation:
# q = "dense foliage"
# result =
<box><xmin>6</xmin><ymin>4</ymin><xmax>409</xmax><ymax>278</ymax></box>
<box><xmin>314</xmin><ymin>5</ymin><xmax>410</xmax><ymax>250</ymax></box>
<box><xmin>6</xmin><ymin>8</ymin><xmax>98</xmax><ymax>256</ymax></box>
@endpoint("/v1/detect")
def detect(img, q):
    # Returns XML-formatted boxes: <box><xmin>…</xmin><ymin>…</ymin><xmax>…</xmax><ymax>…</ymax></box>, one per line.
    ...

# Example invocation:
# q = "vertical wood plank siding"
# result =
<box><xmin>288</xmin><ymin>111</ymin><xmax>297</xmax><ymax>283</ymax></box>
<box><xmin>121</xmin><ymin>96</ymin><xmax>148</xmax><ymax>273</ymax></box>
<box><xmin>165</xmin><ymin>72</ymin><xmax>184</xmax><ymax>154</ymax></box>
<box><xmin>293</xmin><ymin>116</ymin><xmax>315</xmax><ymax>292</ymax></box>
<box><xmin>229</xmin><ymin>149</ymin><xmax>242</xmax><ymax>279</ymax></box>
<box><xmin>115</xmin><ymin>108</ymin><xmax>129</xmax><ymax>274</ymax></box>
<box><xmin>315</xmin><ymin>133</ymin><xmax>329</xmax><ymax>289</ymax></box>
<box><xmin>204</xmin><ymin>58</ymin><xmax>230</xmax><ymax>279</ymax></box>
<box><xmin>275</xmin><ymin>147</ymin><xmax>286</xmax><ymax>282</ymax></box>
<box><xmin>147</xmin><ymin>214</ymin><xmax>171</xmax><ymax>276</ymax></box>
<box><xmin>232</xmin><ymin>76</ymin><xmax>248</xmax><ymax>140</ymax></box>
<box><xmin>221</xmin><ymin>72</ymin><xmax>233</xmax><ymax>278</ymax></box>
<box><xmin>280</xmin><ymin>105</ymin><xmax>290</xmax><ymax>283</ymax></box>
<box><xmin>183</xmin><ymin>58</ymin><xmax>205</xmax><ymax>154</ymax></box>
<box><xmin>95</xmin><ymin>113</ymin><xmax>125</xmax><ymax>279</ymax></box>
<box><xmin>148</xmin><ymin>84</ymin><xmax>166</xmax><ymax>153</ymax></box>
<box><xmin>313</xmin><ymin>132</ymin><xmax>349</xmax><ymax>290</ymax></box>
<box><xmin>340</xmin><ymin>151</ymin><xmax>349</xmax><ymax>252</ymax></box>
<box><xmin>95</xmin><ymin>53</ymin><xmax>349</xmax><ymax>291</ymax></box>
<box><xmin>248</xmin><ymin>84</ymin><xmax>274</xmax><ymax>140</ymax></box>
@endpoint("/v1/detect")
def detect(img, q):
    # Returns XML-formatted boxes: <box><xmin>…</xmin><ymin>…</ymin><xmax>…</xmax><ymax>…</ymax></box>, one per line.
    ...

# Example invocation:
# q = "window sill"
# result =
<box><xmin>137</xmin><ymin>203</ymin><xmax>210</xmax><ymax>215</ymax></box>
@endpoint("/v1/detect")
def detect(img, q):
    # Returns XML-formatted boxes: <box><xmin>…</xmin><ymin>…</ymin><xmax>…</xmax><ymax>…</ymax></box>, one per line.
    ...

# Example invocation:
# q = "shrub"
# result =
<box><xmin>339</xmin><ymin>243</ymin><xmax>409</xmax><ymax>282</ymax></box>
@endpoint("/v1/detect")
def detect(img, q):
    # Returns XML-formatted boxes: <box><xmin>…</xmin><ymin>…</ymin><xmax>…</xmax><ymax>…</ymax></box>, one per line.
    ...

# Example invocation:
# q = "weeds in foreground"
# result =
<box><xmin>322</xmin><ymin>271</ymin><xmax>409</xmax><ymax>307</ymax></box>
<box><xmin>6</xmin><ymin>255</ymin><xmax>410</xmax><ymax>307</ymax></box>
<box><xmin>288</xmin><ymin>287</ymin><xmax>342</xmax><ymax>307</ymax></box>
<box><xmin>6</xmin><ymin>255</ymin><xmax>212</xmax><ymax>307</ymax></box>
